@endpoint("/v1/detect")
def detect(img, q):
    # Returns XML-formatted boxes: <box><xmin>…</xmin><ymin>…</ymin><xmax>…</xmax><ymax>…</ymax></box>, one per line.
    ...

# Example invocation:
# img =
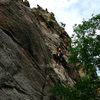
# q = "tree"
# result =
<box><xmin>49</xmin><ymin>14</ymin><xmax>100</xmax><ymax>100</ymax></box>
<box><xmin>68</xmin><ymin>13</ymin><xmax>100</xmax><ymax>99</ymax></box>
<box><xmin>49</xmin><ymin>76</ymin><xmax>100</xmax><ymax>100</ymax></box>
<box><xmin>69</xmin><ymin>14</ymin><xmax>100</xmax><ymax>76</ymax></box>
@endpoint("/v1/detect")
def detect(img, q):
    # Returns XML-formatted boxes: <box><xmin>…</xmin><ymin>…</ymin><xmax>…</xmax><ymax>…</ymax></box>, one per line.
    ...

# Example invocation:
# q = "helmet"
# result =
<box><xmin>58</xmin><ymin>48</ymin><xmax>61</xmax><ymax>51</ymax></box>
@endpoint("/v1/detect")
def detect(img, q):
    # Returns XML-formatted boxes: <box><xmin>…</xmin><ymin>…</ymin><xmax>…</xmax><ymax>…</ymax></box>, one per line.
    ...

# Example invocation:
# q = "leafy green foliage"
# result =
<box><xmin>74</xmin><ymin>76</ymin><xmax>100</xmax><ymax>100</ymax></box>
<box><xmin>49</xmin><ymin>76</ymin><xmax>100</xmax><ymax>100</ymax></box>
<box><xmin>49</xmin><ymin>84</ymin><xmax>78</xmax><ymax>100</ymax></box>
<box><xmin>69</xmin><ymin>14</ymin><xmax>100</xmax><ymax>75</ymax></box>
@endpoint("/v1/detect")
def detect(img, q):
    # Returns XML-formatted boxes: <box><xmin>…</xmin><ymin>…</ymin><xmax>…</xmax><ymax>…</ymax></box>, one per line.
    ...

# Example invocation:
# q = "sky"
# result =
<box><xmin>28</xmin><ymin>0</ymin><xmax>100</xmax><ymax>36</ymax></box>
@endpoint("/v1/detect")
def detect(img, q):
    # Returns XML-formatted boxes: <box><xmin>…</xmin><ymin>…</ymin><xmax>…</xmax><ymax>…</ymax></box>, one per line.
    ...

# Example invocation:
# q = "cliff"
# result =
<box><xmin>0</xmin><ymin>0</ymin><xmax>78</xmax><ymax>100</ymax></box>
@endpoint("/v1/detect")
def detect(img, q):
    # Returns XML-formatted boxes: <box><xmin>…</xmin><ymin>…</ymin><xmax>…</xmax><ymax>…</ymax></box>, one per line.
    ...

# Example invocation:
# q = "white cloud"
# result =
<box><xmin>70</xmin><ymin>0</ymin><xmax>79</xmax><ymax>3</ymax></box>
<box><xmin>54</xmin><ymin>8</ymin><xmax>82</xmax><ymax>35</ymax></box>
<box><xmin>96</xmin><ymin>30</ymin><xmax>100</xmax><ymax>35</ymax></box>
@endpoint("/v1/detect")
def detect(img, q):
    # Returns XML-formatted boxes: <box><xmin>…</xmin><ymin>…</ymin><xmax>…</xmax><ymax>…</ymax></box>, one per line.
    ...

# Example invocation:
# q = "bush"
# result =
<box><xmin>49</xmin><ymin>76</ymin><xmax>100</xmax><ymax>100</ymax></box>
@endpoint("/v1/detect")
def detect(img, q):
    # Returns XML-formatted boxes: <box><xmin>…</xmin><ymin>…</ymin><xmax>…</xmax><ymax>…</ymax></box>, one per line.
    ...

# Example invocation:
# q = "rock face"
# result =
<box><xmin>0</xmin><ymin>0</ymin><xmax>78</xmax><ymax>100</ymax></box>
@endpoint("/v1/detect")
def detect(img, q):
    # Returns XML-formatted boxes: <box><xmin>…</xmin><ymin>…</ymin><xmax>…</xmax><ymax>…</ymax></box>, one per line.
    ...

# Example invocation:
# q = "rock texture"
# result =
<box><xmin>0</xmin><ymin>0</ymin><xmax>78</xmax><ymax>100</ymax></box>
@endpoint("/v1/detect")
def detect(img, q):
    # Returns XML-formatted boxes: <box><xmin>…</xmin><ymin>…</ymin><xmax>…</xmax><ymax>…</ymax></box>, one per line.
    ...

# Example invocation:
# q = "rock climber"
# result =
<box><xmin>56</xmin><ymin>47</ymin><xmax>64</xmax><ymax>64</ymax></box>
